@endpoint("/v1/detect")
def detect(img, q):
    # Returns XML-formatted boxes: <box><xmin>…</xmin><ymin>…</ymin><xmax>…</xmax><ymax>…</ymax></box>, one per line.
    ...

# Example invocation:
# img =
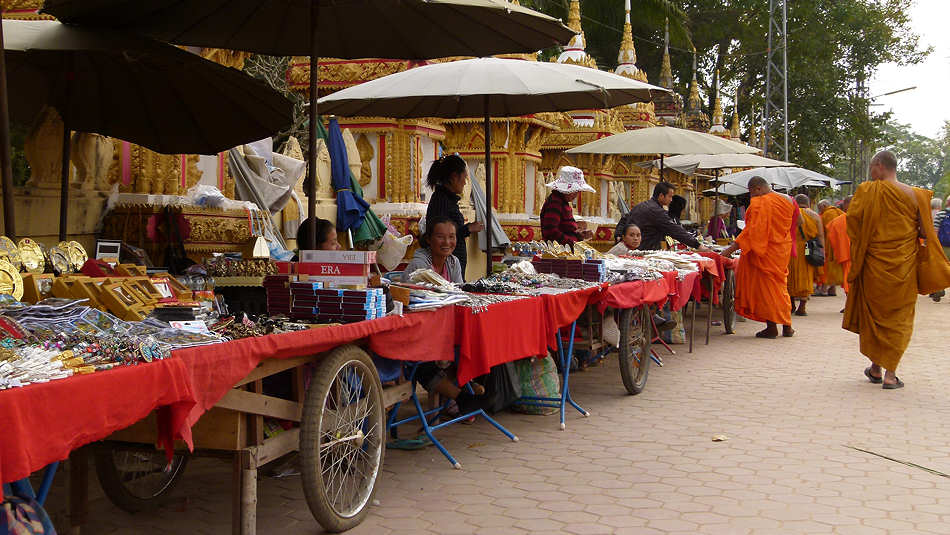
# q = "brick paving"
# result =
<box><xmin>42</xmin><ymin>294</ymin><xmax>950</xmax><ymax>534</ymax></box>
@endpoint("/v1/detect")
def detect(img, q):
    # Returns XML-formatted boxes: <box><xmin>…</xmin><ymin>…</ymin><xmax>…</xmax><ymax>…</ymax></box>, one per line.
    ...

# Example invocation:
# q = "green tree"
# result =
<box><xmin>886</xmin><ymin>121</ymin><xmax>950</xmax><ymax>197</ymax></box>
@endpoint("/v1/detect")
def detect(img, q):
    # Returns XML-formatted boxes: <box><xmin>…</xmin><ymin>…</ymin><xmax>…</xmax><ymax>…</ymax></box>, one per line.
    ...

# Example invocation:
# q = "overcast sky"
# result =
<box><xmin>869</xmin><ymin>0</ymin><xmax>949</xmax><ymax>139</ymax></box>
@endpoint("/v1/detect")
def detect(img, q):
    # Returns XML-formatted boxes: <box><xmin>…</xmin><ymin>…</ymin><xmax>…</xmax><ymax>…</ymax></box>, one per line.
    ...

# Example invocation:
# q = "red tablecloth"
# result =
<box><xmin>670</xmin><ymin>271</ymin><xmax>701</xmax><ymax>312</ymax></box>
<box><xmin>454</xmin><ymin>297</ymin><xmax>549</xmax><ymax>385</ymax></box>
<box><xmin>594</xmin><ymin>277</ymin><xmax>672</xmax><ymax>313</ymax></box>
<box><xmin>696</xmin><ymin>252</ymin><xmax>736</xmax><ymax>304</ymax></box>
<box><xmin>0</xmin><ymin>357</ymin><xmax>197</xmax><ymax>490</ymax></box>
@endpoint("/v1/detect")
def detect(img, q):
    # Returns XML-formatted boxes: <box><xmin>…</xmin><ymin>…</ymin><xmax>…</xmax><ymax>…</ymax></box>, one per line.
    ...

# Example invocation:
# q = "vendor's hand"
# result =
<box><xmin>721</xmin><ymin>243</ymin><xmax>739</xmax><ymax>258</ymax></box>
<box><xmin>579</xmin><ymin>229</ymin><xmax>594</xmax><ymax>240</ymax></box>
<box><xmin>467</xmin><ymin>221</ymin><xmax>485</xmax><ymax>233</ymax></box>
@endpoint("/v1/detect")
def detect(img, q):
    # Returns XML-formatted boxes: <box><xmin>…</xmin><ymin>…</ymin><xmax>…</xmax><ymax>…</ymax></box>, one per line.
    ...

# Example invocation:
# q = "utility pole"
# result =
<box><xmin>763</xmin><ymin>0</ymin><xmax>788</xmax><ymax>160</ymax></box>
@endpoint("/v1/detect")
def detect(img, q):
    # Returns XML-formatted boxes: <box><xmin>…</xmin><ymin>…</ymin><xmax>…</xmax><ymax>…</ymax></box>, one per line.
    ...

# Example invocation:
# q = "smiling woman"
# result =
<box><xmin>401</xmin><ymin>215</ymin><xmax>464</xmax><ymax>284</ymax></box>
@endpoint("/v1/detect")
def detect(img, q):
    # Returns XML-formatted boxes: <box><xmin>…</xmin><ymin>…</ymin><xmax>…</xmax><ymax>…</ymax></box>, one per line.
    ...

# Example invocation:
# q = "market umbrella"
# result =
<box><xmin>637</xmin><ymin>153</ymin><xmax>794</xmax><ymax>176</ymax></box>
<box><xmin>40</xmin><ymin>0</ymin><xmax>575</xmax><ymax>249</ymax></box>
<box><xmin>718</xmin><ymin>166</ymin><xmax>837</xmax><ymax>191</ymax></box>
<box><xmin>701</xmin><ymin>182</ymin><xmax>752</xmax><ymax>197</ymax></box>
<box><xmin>326</xmin><ymin>117</ymin><xmax>370</xmax><ymax>245</ymax></box>
<box><xmin>2</xmin><ymin>19</ymin><xmax>292</xmax><ymax>240</ymax></box>
<box><xmin>637</xmin><ymin>152</ymin><xmax>794</xmax><ymax>198</ymax></box>
<box><xmin>317</xmin><ymin>57</ymin><xmax>668</xmax><ymax>276</ymax></box>
<box><xmin>566</xmin><ymin>126</ymin><xmax>761</xmax><ymax>183</ymax></box>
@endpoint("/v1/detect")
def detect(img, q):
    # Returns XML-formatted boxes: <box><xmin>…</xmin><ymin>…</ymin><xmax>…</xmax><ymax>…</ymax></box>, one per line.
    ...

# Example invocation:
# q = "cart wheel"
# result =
<box><xmin>722</xmin><ymin>270</ymin><xmax>737</xmax><ymax>334</ymax></box>
<box><xmin>618</xmin><ymin>305</ymin><xmax>652</xmax><ymax>395</ymax></box>
<box><xmin>94</xmin><ymin>442</ymin><xmax>188</xmax><ymax>513</ymax></box>
<box><xmin>300</xmin><ymin>344</ymin><xmax>384</xmax><ymax>533</ymax></box>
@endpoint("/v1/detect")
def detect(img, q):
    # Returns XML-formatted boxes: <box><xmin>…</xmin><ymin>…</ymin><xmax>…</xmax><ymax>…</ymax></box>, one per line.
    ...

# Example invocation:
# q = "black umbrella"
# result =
<box><xmin>1</xmin><ymin>19</ymin><xmax>293</xmax><ymax>240</ymax></box>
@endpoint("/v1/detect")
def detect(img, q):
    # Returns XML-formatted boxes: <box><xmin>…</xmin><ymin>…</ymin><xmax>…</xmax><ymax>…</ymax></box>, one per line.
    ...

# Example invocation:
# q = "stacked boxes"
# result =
<box><xmin>532</xmin><ymin>258</ymin><xmax>606</xmax><ymax>282</ymax></box>
<box><xmin>263</xmin><ymin>275</ymin><xmax>293</xmax><ymax>315</ymax></box>
<box><xmin>264</xmin><ymin>277</ymin><xmax>385</xmax><ymax>324</ymax></box>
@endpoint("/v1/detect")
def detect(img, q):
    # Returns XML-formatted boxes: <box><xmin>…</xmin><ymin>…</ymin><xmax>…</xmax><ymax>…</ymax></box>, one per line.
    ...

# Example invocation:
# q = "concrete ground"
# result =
<box><xmin>43</xmin><ymin>294</ymin><xmax>950</xmax><ymax>534</ymax></box>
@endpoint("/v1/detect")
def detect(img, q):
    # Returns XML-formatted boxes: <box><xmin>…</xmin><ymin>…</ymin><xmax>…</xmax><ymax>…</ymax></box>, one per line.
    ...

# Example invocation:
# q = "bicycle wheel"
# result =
<box><xmin>300</xmin><ymin>344</ymin><xmax>384</xmax><ymax>533</ymax></box>
<box><xmin>618</xmin><ymin>305</ymin><xmax>652</xmax><ymax>395</ymax></box>
<box><xmin>94</xmin><ymin>442</ymin><xmax>188</xmax><ymax>513</ymax></box>
<box><xmin>722</xmin><ymin>270</ymin><xmax>736</xmax><ymax>334</ymax></box>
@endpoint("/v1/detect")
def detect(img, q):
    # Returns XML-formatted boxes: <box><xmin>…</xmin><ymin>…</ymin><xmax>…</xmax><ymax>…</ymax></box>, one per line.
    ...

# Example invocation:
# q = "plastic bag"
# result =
<box><xmin>377</xmin><ymin>232</ymin><xmax>413</xmax><ymax>271</ymax></box>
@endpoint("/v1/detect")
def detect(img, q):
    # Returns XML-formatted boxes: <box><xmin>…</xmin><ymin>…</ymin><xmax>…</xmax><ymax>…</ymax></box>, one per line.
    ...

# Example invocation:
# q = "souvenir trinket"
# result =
<box><xmin>0</xmin><ymin>260</ymin><xmax>24</xmax><ymax>300</ymax></box>
<box><xmin>17</xmin><ymin>238</ymin><xmax>44</xmax><ymax>274</ymax></box>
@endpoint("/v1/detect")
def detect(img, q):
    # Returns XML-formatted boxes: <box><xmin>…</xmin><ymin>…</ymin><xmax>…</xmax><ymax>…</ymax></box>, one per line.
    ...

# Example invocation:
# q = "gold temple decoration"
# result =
<box><xmin>0</xmin><ymin>260</ymin><xmax>24</xmax><ymax>300</ymax></box>
<box><xmin>0</xmin><ymin>237</ymin><xmax>22</xmax><ymax>271</ymax></box>
<box><xmin>17</xmin><ymin>238</ymin><xmax>44</xmax><ymax>274</ymax></box>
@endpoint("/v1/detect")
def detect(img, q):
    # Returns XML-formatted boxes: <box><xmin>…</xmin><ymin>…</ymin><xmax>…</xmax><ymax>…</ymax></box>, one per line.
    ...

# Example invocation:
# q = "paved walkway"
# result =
<box><xmin>44</xmin><ymin>294</ymin><xmax>950</xmax><ymax>534</ymax></box>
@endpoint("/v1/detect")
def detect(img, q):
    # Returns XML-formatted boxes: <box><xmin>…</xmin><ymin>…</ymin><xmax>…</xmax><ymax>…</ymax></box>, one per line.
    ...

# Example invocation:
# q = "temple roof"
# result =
<box><xmin>556</xmin><ymin>0</ymin><xmax>597</xmax><ymax>68</ymax></box>
<box><xmin>658</xmin><ymin>19</ymin><xmax>674</xmax><ymax>89</ymax></box>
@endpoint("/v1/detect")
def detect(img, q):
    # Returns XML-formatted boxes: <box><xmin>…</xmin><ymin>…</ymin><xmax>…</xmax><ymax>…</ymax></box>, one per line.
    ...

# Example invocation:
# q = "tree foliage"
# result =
<box><xmin>886</xmin><ymin>121</ymin><xmax>950</xmax><ymax>197</ymax></box>
<box><xmin>526</xmin><ymin>0</ymin><xmax>927</xmax><ymax>176</ymax></box>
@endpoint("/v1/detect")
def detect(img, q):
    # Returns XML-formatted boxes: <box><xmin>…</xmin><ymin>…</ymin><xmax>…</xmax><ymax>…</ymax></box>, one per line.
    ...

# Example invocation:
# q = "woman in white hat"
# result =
<box><xmin>706</xmin><ymin>199</ymin><xmax>734</xmax><ymax>241</ymax></box>
<box><xmin>540</xmin><ymin>166</ymin><xmax>595</xmax><ymax>245</ymax></box>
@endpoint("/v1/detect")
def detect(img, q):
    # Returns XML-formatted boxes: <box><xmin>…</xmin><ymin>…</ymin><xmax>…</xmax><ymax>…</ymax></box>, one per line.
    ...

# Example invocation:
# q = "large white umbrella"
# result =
<box><xmin>637</xmin><ymin>153</ymin><xmax>794</xmax><ymax>176</ymax></box>
<box><xmin>318</xmin><ymin>57</ymin><xmax>668</xmax><ymax>276</ymax></box>
<box><xmin>718</xmin><ymin>166</ymin><xmax>837</xmax><ymax>190</ymax></box>
<box><xmin>701</xmin><ymin>183</ymin><xmax>753</xmax><ymax>197</ymax></box>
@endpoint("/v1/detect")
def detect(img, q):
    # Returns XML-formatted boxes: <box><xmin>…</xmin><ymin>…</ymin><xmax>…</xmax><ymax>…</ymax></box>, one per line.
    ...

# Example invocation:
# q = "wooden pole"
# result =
<box><xmin>483</xmin><ymin>99</ymin><xmax>492</xmax><ymax>277</ymax></box>
<box><xmin>59</xmin><ymin>119</ymin><xmax>70</xmax><ymax>241</ymax></box>
<box><xmin>306</xmin><ymin>2</ymin><xmax>319</xmax><ymax>250</ymax></box>
<box><xmin>0</xmin><ymin>21</ymin><xmax>16</xmax><ymax>238</ymax></box>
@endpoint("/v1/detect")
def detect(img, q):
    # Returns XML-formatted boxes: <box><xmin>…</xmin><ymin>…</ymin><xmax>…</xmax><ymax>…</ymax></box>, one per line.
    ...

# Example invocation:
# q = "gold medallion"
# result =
<box><xmin>0</xmin><ymin>236</ymin><xmax>21</xmax><ymax>271</ymax></box>
<box><xmin>65</xmin><ymin>241</ymin><xmax>88</xmax><ymax>271</ymax></box>
<box><xmin>49</xmin><ymin>246</ymin><xmax>71</xmax><ymax>274</ymax></box>
<box><xmin>17</xmin><ymin>238</ymin><xmax>44</xmax><ymax>274</ymax></box>
<box><xmin>0</xmin><ymin>259</ymin><xmax>24</xmax><ymax>300</ymax></box>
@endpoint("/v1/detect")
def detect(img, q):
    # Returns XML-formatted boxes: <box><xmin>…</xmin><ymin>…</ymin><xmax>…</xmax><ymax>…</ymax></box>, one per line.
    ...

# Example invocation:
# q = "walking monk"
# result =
<box><xmin>825</xmin><ymin>197</ymin><xmax>852</xmax><ymax>297</ymax></box>
<box><xmin>817</xmin><ymin>199</ymin><xmax>846</xmax><ymax>296</ymax></box>
<box><xmin>722</xmin><ymin>177</ymin><xmax>799</xmax><ymax>338</ymax></box>
<box><xmin>844</xmin><ymin>151</ymin><xmax>950</xmax><ymax>389</ymax></box>
<box><xmin>788</xmin><ymin>194</ymin><xmax>824</xmax><ymax>316</ymax></box>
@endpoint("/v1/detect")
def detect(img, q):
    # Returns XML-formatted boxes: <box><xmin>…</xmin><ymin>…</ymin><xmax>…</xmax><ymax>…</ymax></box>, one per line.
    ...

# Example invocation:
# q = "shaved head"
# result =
<box><xmin>747</xmin><ymin>176</ymin><xmax>771</xmax><ymax>198</ymax></box>
<box><xmin>817</xmin><ymin>199</ymin><xmax>831</xmax><ymax>211</ymax></box>
<box><xmin>871</xmin><ymin>150</ymin><xmax>897</xmax><ymax>171</ymax></box>
<box><xmin>795</xmin><ymin>194</ymin><xmax>810</xmax><ymax>207</ymax></box>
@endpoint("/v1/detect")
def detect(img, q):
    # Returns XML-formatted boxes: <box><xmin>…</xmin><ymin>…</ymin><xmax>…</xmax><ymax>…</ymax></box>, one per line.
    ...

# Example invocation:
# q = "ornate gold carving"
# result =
<box><xmin>200</xmin><ymin>48</ymin><xmax>251</xmax><ymax>70</ymax></box>
<box><xmin>24</xmin><ymin>107</ymin><xmax>65</xmax><ymax>188</ymax></box>
<box><xmin>70</xmin><ymin>133</ymin><xmax>115</xmax><ymax>191</ymax></box>
<box><xmin>356</xmin><ymin>134</ymin><xmax>374</xmax><ymax>187</ymax></box>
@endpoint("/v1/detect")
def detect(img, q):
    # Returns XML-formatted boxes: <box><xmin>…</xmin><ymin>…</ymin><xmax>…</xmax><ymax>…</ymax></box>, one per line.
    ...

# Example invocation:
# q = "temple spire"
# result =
<box><xmin>730</xmin><ymin>91</ymin><xmax>741</xmax><ymax>139</ymax></box>
<box><xmin>658</xmin><ymin>18</ymin><xmax>673</xmax><ymax>89</ymax></box>
<box><xmin>556</xmin><ymin>0</ymin><xmax>596</xmax><ymax>68</ymax></box>
<box><xmin>711</xmin><ymin>70</ymin><xmax>723</xmax><ymax>127</ymax></box>
<box><xmin>615</xmin><ymin>0</ymin><xmax>646</xmax><ymax>82</ymax></box>
<box><xmin>687</xmin><ymin>47</ymin><xmax>701</xmax><ymax>111</ymax></box>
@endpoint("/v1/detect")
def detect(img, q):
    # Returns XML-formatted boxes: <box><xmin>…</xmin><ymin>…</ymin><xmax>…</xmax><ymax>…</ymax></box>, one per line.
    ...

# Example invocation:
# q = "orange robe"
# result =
<box><xmin>820</xmin><ymin>207</ymin><xmax>846</xmax><ymax>286</ymax></box>
<box><xmin>843</xmin><ymin>182</ymin><xmax>950</xmax><ymax>371</ymax></box>
<box><xmin>787</xmin><ymin>207</ymin><xmax>819</xmax><ymax>298</ymax></box>
<box><xmin>735</xmin><ymin>192</ymin><xmax>797</xmax><ymax>325</ymax></box>
<box><xmin>825</xmin><ymin>213</ymin><xmax>851</xmax><ymax>292</ymax></box>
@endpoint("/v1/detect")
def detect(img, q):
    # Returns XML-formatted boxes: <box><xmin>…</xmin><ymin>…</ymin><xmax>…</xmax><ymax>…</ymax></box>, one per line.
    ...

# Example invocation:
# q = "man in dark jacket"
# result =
<box><xmin>615</xmin><ymin>181</ymin><xmax>706</xmax><ymax>251</ymax></box>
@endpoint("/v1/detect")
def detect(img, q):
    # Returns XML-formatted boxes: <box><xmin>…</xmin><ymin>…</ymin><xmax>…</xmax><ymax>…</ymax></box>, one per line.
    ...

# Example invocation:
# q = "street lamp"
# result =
<box><xmin>853</xmin><ymin>85</ymin><xmax>917</xmax><ymax>191</ymax></box>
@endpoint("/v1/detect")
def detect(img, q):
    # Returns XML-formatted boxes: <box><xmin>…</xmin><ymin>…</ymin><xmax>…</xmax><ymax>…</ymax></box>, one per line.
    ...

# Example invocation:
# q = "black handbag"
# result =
<box><xmin>801</xmin><ymin>227</ymin><xmax>825</xmax><ymax>267</ymax></box>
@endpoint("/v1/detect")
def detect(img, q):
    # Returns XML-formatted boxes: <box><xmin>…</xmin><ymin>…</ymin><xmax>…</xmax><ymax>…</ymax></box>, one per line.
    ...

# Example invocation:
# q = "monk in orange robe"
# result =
<box><xmin>788</xmin><ymin>194</ymin><xmax>824</xmax><ymax>316</ymax></box>
<box><xmin>844</xmin><ymin>151</ymin><xmax>950</xmax><ymax>389</ymax></box>
<box><xmin>722</xmin><ymin>176</ymin><xmax>798</xmax><ymax>338</ymax></box>
<box><xmin>817</xmin><ymin>200</ymin><xmax>846</xmax><ymax>295</ymax></box>
<box><xmin>825</xmin><ymin>197</ymin><xmax>852</xmax><ymax>295</ymax></box>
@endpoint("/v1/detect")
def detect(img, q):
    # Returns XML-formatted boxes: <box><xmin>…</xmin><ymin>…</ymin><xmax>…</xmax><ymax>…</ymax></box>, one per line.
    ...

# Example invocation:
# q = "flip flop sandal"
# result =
<box><xmin>755</xmin><ymin>330</ymin><xmax>777</xmax><ymax>339</ymax></box>
<box><xmin>386</xmin><ymin>435</ymin><xmax>433</xmax><ymax>450</ymax></box>
<box><xmin>864</xmin><ymin>367</ymin><xmax>883</xmax><ymax>384</ymax></box>
<box><xmin>882</xmin><ymin>378</ymin><xmax>904</xmax><ymax>390</ymax></box>
<box><xmin>782</xmin><ymin>328</ymin><xmax>795</xmax><ymax>338</ymax></box>
<box><xmin>794</xmin><ymin>310</ymin><xmax>808</xmax><ymax>317</ymax></box>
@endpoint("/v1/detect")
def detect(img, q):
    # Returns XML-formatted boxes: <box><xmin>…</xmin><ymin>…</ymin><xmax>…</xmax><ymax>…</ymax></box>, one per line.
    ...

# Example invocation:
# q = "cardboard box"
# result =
<box><xmin>298</xmin><ymin>250</ymin><xmax>376</xmax><ymax>264</ymax></box>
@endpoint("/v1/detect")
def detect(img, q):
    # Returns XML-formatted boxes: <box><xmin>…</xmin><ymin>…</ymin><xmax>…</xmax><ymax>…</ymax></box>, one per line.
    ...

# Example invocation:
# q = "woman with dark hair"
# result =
<box><xmin>425</xmin><ymin>154</ymin><xmax>483</xmax><ymax>278</ymax></box>
<box><xmin>402</xmin><ymin>215</ymin><xmax>463</xmax><ymax>283</ymax></box>
<box><xmin>296</xmin><ymin>217</ymin><xmax>340</xmax><ymax>252</ymax></box>
<box><xmin>668</xmin><ymin>195</ymin><xmax>687</xmax><ymax>225</ymax></box>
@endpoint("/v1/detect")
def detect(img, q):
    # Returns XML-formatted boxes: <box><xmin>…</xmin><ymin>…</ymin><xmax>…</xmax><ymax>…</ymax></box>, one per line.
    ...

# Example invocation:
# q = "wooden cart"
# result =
<box><xmin>70</xmin><ymin>343</ymin><xmax>411</xmax><ymax>534</ymax></box>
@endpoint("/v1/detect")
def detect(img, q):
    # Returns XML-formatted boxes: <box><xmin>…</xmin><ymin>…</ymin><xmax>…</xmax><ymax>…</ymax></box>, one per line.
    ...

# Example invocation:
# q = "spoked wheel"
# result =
<box><xmin>722</xmin><ymin>270</ymin><xmax>737</xmax><ymax>334</ymax></box>
<box><xmin>300</xmin><ymin>344</ymin><xmax>384</xmax><ymax>533</ymax></box>
<box><xmin>618</xmin><ymin>305</ymin><xmax>652</xmax><ymax>395</ymax></box>
<box><xmin>94</xmin><ymin>442</ymin><xmax>188</xmax><ymax>513</ymax></box>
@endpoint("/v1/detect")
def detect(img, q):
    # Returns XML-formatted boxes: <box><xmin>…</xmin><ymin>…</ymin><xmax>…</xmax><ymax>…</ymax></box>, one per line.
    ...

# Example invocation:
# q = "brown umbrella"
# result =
<box><xmin>1</xmin><ymin>19</ymin><xmax>293</xmax><ymax>240</ymax></box>
<box><xmin>39</xmin><ymin>0</ymin><xmax>575</xmax><ymax>248</ymax></box>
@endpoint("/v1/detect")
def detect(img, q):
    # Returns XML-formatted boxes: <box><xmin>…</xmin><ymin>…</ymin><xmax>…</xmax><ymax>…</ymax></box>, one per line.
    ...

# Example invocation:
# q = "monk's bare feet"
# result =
<box><xmin>882</xmin><ymin>369</ymin><xmax>903</xmax><ymax>389</ymax></box>
<box><xmin>794</xmin><ymin>302</ymin><xmax>808</xmax><ymax>316</ymax></box>
<box><xmin>782</xmin><ymin>325</ymin><xmax>795</xmax><ymax>337</ymax></box>
<box><xmin>756</xmin><ymin>322</ymin><xmax>778</xmax><ymax>339</ymax></box>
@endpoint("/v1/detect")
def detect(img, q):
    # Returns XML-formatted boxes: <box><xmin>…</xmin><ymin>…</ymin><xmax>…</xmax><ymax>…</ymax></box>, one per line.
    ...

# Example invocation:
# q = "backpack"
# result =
<box><xmin>938</xmin><ymin>211</ymin><xmax>950</xmax><ymax>247</ymax></box>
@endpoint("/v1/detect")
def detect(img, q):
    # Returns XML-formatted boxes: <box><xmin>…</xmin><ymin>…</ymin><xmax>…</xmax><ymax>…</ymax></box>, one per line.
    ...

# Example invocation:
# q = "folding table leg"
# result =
<box><xmin>514</xmin><ymin>321</ymin><xmax>589</xmax><ymax>430</ymax></box>
<box><xmin>688</xmin><ymin>299</ymin><xmax>696</xmax><ymax>354</ymax></box>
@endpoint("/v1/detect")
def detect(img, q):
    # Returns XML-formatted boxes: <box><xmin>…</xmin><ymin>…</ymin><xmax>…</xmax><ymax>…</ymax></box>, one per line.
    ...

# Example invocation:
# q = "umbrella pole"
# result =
<box><xmin>660</xmin><ymin>154</ymin><xmax>664</xmax><ymax>181</ymax></box>
<box><xmin>483</xmin><ymin>98</ymin><xmax>492</xmax><ymax>278</ymax></box>
<box><xmin>59</xmin><ymin>121</ymin><xmax>70</xmax><ymax>242</ymax></box>
<box><xmin>0</xmin><ymin>21</ymin><xmax>15</xmax><ymax>238</ymax></box>
<box><xmin>306</xmin><ymin>2</ymin><xmax>319</xmax><ymax>250</ymax></box>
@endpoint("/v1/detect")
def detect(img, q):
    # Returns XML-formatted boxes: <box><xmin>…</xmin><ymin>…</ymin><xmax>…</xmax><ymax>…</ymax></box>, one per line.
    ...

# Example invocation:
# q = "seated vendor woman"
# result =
<box><xmin>402</xmin><ymin>216</ymin><xmax>463</xmax><ymax>283</ymax></box>
<box><xmin>294</xmin><ymin>217</ymin><xmax>341</xmax><ymax>259</ymax></box>
<box><xmin>607</xmin><ymin>223</ymin><xmax>642</xmax><ymax>256</ymax></box>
